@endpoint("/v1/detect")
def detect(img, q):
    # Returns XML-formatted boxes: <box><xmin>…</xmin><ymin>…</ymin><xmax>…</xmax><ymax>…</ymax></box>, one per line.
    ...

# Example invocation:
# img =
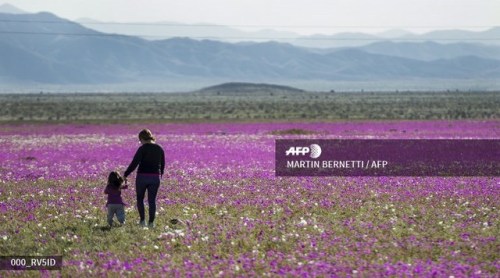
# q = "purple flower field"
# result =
<box><xmin>0</xmin><ymin>120</ymin><xmax>498</xmax><ymax>277</ymax></box>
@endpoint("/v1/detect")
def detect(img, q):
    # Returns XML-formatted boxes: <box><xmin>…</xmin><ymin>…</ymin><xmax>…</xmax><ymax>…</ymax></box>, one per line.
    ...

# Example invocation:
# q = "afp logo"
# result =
<box><xmin>286</xmin><ymin>144</ymin><xmax>322</xmax><ymax>159</ymax></box>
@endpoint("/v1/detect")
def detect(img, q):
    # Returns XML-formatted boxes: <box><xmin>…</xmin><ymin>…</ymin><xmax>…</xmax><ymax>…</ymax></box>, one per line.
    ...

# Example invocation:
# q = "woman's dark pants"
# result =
<box><xmin>136</xmin><ymin>175</ymin><xmax>160</xmax><ymax>223</ymax></box>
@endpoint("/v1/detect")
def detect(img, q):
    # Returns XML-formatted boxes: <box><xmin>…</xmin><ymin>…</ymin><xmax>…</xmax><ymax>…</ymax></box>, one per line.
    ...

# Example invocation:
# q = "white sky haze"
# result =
<box><xmin>1</xmin><ymin>0</ymin><xmax>499</xmax><ymax>34</ymax></box>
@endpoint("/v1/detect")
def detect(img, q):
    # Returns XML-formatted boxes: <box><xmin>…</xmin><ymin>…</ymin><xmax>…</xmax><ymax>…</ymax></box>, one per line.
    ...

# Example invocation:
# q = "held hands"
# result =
<box><xmin>122</xmin><ymin>175</ymin><xmax>128</xmax><ymax>189</ymax></box>
<box><xmin>121</xmin><ymin>178</ymin><xmax>129</xmax><ymax>190</ymax></box>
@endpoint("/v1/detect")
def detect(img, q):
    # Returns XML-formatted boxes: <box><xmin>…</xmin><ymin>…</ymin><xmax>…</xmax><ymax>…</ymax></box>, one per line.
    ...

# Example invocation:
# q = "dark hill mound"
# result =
<box><xmin>198</xmin><ymin>82</ymin><xmax>305</xmax><ymax>95</ymax></box>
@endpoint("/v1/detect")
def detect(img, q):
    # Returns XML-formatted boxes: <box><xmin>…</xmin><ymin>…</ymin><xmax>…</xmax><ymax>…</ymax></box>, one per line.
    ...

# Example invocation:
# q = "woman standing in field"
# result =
<box><xmin>124</xmin><ymin>129</ymin><xmax>165</xmax><ymax>228</ymax></box>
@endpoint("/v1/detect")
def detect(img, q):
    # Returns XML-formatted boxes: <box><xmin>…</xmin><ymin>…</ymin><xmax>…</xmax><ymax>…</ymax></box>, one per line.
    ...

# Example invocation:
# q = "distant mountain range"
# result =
<box><xmin>355</xmin><ymin>41</ymin><xmax>500</xmax><ymax>61</ymax></box>
<box><xmin>75</xmin><ymin>18</ymin><xmax>299</xmax><ymax>45</ymax></box>
<box><xmin>3</xmin><ymin>4</ymin><xmax>499</xmax><ymax>49</ymax></box>
<box><xmin>0</xmin><ymin>7</ymin><xmax>499</xmax><ymax>89</ymax></box>
<box><xmin>292</xmin><ymin>28</ymin><xmax>500</xmax><ymax>48</ymax></box>
<box><xmin>74</xmin><ymin>19</ymin><xmax>500</xmax><ymax>49</ymax></box>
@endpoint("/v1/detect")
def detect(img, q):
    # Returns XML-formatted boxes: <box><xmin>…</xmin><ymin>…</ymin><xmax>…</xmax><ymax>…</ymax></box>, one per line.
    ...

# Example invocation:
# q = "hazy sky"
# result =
<box><xmin>2</xmin><ymin>0</ymin><xmax>499</xmax><ymax>34</ymax></box>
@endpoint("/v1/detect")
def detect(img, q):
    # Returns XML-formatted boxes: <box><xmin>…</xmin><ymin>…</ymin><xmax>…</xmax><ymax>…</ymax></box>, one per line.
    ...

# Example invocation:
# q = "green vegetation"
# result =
<box><xmin>267</xmin><ymin>128</ymin><xmax>320</xmax><ymax>135</ymax></box>
<box><xmin>0</xmin><ymin>91</ymin><xmax>498</xmax><ymax>122</ymax></box>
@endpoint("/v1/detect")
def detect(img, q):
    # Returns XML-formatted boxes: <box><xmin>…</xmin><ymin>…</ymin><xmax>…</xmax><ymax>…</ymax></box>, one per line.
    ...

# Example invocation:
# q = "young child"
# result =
<box><xmin>104</xmin><ymin>171</ymin><xmax>128</xmax><ymax>227</ymax></box>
